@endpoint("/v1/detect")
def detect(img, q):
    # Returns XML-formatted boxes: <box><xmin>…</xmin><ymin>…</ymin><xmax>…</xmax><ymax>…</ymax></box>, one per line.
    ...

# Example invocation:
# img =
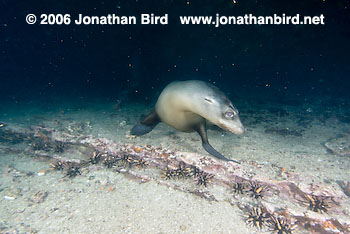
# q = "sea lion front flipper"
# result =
<box><xmin>130</xmin><ymin>109</ymin><xmax>160</xmax><ymax>136</ymax></box>
<box><xmin>196</xmin><ymin>122</ymin><xmax>241</xmax><ymax>164</ymax></box>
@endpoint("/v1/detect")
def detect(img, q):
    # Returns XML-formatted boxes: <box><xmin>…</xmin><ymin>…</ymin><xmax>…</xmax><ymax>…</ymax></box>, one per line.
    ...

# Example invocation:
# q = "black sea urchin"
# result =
<box><xmin>66</xmin><ymin>166</ymin><xmax>81</xmax><ymax>178</ymax></box>
<box><xmin>305</xmin><ymin>194</ymin><xmax>332</xmax><ymax>213</ymax></box>
<box><xmin>162</xmin><ymin>167</ymin><xmax>176</xmax><ymax>180</ymax></box>
<box><xmin>245</xmin><ymin>206</ymin><xmax>270</xmax><ymax>230</ymax></box>
<box><xmin>103</xmin><ymin>155</ymin><xmax>117</xmax><ymax>168</ymax></box>
<box><xmin>54</xmin><ymin>141</ymin><xmax>65</xmax><ymax>153</ymax></box>
<box><xmin>118</xmin><ymin>154</ymin><xmax>134</xmax><ymax>167</ymax></box>
<box><xmin>195</xmin><ymin>172</ymin><xmax>214</xmax><ymax>187</ymax></box>
<box><xmin>31</xmin><ymin>138</ymin><xmax>51</xmax><ymax>151</ymax></box>
<box><xmin>248</xmin><ymin>181</ymin><xmax>268</xmax><ymax>199</ymax></box>
<box><xmin>132</xmin><ymin>157</ymin><xmax>148</xmax><ymax>168</ymax></box>
<box><xmin>233</xmin><ymin>182</ymin><xmax>247</xmax><ymax>195</ymax></box>
<box><xmin>50</xmin><ymin>161</ymin><xmax>65</xmax><ymax>171</ymax></box>
<box><xmin>89</xmin><ymin>152</ymin><xmax>102</xmax><ymax>164</ymax></box>
<box><xmin>174</xmin><ymin>162</ymin><xmax>190</xmax><ymax>178</ymax></box>
<box><xmin>187</xmin><ymin>165</ymin><xmax>201</xmax><ymax>177</ymax></box>
<box><xmin>268</xmin><ymin>215</ymin><xmax>297</xmax><ymax>234</ymax></box>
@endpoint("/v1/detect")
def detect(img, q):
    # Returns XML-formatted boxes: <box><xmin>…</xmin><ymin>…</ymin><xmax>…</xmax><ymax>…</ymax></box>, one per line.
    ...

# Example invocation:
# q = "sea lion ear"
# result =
<box><xmin>204</xmin><ymin>97</ymin><xmax>213</xmax><ymax>103</ymax></box>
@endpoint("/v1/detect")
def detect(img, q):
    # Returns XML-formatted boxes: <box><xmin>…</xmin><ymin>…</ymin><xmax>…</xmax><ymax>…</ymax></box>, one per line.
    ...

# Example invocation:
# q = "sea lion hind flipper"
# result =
<box><xmin>130</xmin><ymin>124</ymin><xmax>155</xmax><ymax>136</ymax></box>
<box><xmin>130</xmin><ymin>109</ymin><xmax>160</xmax><ymax>136</ymax></box>
<box><xmin>196</xmin><ymin>122</ymin><xmax>241</xmax><ymax>164</ymax></box>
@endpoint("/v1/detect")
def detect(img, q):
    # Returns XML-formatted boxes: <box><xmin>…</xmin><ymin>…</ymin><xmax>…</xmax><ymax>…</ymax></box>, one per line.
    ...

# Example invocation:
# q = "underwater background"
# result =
<box><xmin>1</xmin><ymin>1</ymin><xmax>350</xmax><ymax>234</ymax></box>
<box><xmin>1</xmin><ymin>0</ymin><xmax>350</xmax><ymax>104</ymax></box>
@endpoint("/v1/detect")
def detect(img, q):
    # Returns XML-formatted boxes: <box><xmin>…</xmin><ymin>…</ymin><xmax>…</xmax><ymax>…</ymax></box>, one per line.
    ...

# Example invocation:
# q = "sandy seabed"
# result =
<box><xmin>0</xmin><ymin>98</ymin><xmax>350</xmax><ymax>234</ymax></box>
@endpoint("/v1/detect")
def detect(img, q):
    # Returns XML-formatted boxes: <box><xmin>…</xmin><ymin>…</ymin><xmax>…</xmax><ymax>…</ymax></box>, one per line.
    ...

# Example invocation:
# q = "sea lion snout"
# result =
<box><xmin>231</xmin><ymin>116</ymin><xmax>245</xmax><ymax>135</ymax></box>
<box><xmin>232</xmin><ymin>124</ymin><xmax>245</xmax><ymax>135</ymax></box>
<box><xmin>210</xmin><ymin>102</ymin><xmax>245</xmax><ymax>136</ymax></box>
<box><xmin>217</xmin><ymin>116</ymin><xmax>245</xmax><ymax>135</ymax></box>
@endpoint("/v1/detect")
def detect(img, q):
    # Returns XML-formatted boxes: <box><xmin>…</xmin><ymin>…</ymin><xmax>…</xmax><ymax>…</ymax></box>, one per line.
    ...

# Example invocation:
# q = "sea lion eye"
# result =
<box><xmin>204</xmin><ymin>98</ymin><xmax>213</xmax><ymax>103</ymax></box>
<box><xmin>225</xmin><ymin>111</ymin><xmax>235</xmax><ymax>119</ymax></box>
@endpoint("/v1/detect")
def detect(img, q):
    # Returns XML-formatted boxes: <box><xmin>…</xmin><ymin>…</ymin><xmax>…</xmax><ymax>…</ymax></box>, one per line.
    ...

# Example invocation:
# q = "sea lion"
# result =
<box><xmin>130</xmin><ymin>80</ymin><xmax>245</xmax><ymax>163</ymax></box>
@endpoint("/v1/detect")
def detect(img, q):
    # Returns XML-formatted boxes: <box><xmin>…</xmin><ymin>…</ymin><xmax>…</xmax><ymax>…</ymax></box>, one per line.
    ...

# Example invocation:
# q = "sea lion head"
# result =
<box><xmin>217</xmin><ymin>103</ymin><xmax>245</xmax><ymax>135</ymax></box>
<box><xmin>201</xmin><ymin>87</ymin><xmax>245</xmax><ymax>135</ymax></box>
